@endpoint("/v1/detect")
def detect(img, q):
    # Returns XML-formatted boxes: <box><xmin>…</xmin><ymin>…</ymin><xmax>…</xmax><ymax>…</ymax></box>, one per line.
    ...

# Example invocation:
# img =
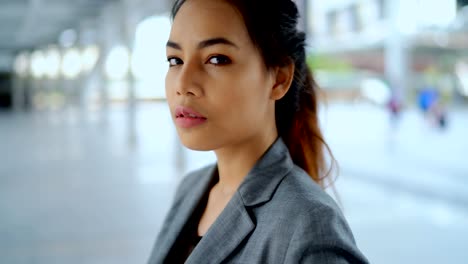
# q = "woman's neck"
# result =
<box><xmin>213</xmin><ymin>130</ymin><xmax>278</xmax><ymax>196</ymax></box>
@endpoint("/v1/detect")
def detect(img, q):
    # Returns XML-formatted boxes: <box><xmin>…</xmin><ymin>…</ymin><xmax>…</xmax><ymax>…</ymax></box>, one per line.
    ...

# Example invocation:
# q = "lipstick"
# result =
<box><xmin>175</xmin><ymin>106</ymin><xmax>207</xmax><ymax>128</ymax></box>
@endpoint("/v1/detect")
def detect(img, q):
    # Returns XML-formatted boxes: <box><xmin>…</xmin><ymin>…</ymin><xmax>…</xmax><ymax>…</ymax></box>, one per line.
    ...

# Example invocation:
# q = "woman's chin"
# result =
<box><xmin>183</xmin><ymin>144</ymin><xmax>212</xmax><ymax>151</ymax></box>
<box><xmin>179</xmin><ymin>137</ymin><xmax>216</xmax><ymax>151</ymax></box>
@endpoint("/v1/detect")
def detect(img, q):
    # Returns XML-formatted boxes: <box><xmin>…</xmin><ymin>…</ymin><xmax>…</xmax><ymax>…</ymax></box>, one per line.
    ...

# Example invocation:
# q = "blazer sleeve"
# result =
<box><xmin>283</xmin><ymin>204</ymin><xmax>369</xmax><ymax>264</ymax></box>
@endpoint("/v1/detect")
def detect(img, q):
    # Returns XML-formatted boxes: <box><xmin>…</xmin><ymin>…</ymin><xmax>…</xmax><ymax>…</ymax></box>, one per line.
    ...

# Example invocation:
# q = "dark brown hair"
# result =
<box><xmin>171</xmin><ymin>0</ymin><xmax>337</xmax><ymax>188</ymax></box>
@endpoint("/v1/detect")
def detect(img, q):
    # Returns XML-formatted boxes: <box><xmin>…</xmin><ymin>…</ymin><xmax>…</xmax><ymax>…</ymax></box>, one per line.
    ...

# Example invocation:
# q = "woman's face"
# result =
<box><xmin>166</xmin><ymin>0</ymin><xmax>276</xmax><ymax>151</ymax></box>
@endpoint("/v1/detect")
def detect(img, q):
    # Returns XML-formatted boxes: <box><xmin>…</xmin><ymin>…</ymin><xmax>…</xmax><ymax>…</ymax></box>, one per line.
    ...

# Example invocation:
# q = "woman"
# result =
<box><xmin>148</xmin><ymin>0</ymin><xmax>369</xmax><ymax>263</ymax></box>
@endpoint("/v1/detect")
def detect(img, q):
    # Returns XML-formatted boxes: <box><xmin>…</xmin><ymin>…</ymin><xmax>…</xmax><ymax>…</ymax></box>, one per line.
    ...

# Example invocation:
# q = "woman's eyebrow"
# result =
<box><xmin>198</xmin><ymin>37</ymin><xmax>239</xmax><ymax>49</ymax></box>
<box><xmin>166</xmin><ymin>37</ymin><xmax>239</xmax><ymax>50</ymax></box>
<box><xmin>166</xmin><ymin>40</ymin><xmax>182</xmax><ymax>50</ymax></box>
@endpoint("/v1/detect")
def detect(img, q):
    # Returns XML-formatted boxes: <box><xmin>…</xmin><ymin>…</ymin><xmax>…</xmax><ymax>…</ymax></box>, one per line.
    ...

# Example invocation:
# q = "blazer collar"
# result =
<box><xmin>238</xmin><ymin>137</ymin><xmax>294</xmax><ymax>206</ymax></box>
<box><xmin>186</xmin><ymin>137</ymin><xmax>294</xmax><ymax>263</ymax></box>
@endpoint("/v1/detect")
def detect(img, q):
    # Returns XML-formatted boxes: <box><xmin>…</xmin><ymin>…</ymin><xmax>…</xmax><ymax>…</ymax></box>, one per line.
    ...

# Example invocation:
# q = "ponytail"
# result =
<box><xmin>279</xmin><ymin>65</ymin><xmax>337</xmax><ymax>188</ymax></box>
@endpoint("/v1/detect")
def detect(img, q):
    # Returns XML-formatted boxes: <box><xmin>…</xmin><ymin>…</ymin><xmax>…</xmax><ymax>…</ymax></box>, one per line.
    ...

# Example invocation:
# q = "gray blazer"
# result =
<box><xmin>148</xmin><ymin>138</ymin><xmax>369</xmax><ymax>263</ymax></box>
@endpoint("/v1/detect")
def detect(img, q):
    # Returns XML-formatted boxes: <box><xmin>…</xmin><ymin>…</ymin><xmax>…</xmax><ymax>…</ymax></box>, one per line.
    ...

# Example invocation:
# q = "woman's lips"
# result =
<box><xmin>174</xmin><ymin>106</ymin><xmax>207</xmax><ymax>128</ymax></box>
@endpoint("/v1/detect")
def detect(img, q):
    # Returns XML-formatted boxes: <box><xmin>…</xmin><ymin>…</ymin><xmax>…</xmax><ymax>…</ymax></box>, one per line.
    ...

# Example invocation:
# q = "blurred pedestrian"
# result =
<box><xmin>147</xmin><ymin>0</ymin><xmax>369</xmax><ymax>263</ymax></box>
<box><xmin>418</xmin><ymin>87</ymin><xmax>436</xmax><ymax>112</ymax></box>
<box><xmin>430</xmin><ymin>101</ymin><xmax>448</xmax><ymax>130</ymax></box>
<box><xmin>387</xmin><ymin>95</ymin><xmax>402</xmax><ymax>128</ymax></box>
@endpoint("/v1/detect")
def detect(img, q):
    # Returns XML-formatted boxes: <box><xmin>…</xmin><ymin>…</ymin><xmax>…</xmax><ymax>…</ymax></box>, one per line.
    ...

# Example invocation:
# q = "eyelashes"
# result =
<box><xmin>167</xmin><ymin>57</ymin><xmax>183</xmax><ymax>67</ymax></box>
<box><xmin>207</xmin><ymin>55</ymin><xmax>232</xmax><ymax>65</ymax></box>
<box><xmin>167</xmin><ymin>55</ymin><xmax>232</xmax><ymax>67</ymax></box>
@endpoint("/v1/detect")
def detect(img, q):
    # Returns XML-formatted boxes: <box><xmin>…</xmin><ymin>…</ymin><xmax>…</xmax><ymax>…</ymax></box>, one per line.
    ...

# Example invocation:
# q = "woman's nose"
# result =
<box><xmin>175</xmin><ymin>63</ymin><xmax>203</xmax><ymax>97</ymax></box>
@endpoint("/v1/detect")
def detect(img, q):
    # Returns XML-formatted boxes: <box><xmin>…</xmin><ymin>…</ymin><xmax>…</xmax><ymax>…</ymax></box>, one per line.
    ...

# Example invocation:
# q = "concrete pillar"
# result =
<box><xmin>12</xmin><ymin>52</ymin><xmax>27</xmax><ymax>112</ymax></box>
<box><xmin>76</xmin><ymin>19</ymin><xmax>95</xmax><ymax>113</ymax></box>
<box><xmin>12</xmin><ymin>76</ymin><xmax>25</xmax><ymax>111</ymax></box>
<box><xmin>384</xmin><ymin>0</ymin><xmax>412</xmax><ymax>102</ymax></box>
<box><xmin>296</xmin><ymin>0</ymin><xmax>308</xmax><ymax>34</ymax></box>
<box><xmin>96</xmin><ymin>2</ymin><xmax>125</xmax><ymax>125</ymax></box>
<box><xmin>121</xmin><ymin>0</ymin><xmax>146</xmax><ymax>148</ymax></box>
<box><xmin>119</xmin><ymin>0</ymin><xmax>173</xmax><ymax>147</ymax></box>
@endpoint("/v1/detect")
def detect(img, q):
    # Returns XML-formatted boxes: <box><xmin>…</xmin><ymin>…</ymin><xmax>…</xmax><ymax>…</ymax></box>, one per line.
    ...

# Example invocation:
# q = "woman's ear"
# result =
<box><xmin>270</xmin><ymin>61</ymin><xmax>295</xmax><ymax>100</ymax></box>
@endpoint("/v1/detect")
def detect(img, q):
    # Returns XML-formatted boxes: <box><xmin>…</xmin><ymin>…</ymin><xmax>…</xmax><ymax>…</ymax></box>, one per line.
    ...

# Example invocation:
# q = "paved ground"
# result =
<box><xmin>1</xmin><ymin>101</ymin><xmax>467</xmax><ymax>263</ymax></box>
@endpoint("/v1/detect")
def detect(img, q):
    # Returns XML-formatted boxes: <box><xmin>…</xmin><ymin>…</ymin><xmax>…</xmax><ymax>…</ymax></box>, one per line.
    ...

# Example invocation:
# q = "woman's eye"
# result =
<box><xmin>167</xmin><ymin>57</ymin><xmax>182</xmax><ymax>67</ymax></box>
<box><xmin>208</xmin><ymin>55</ymin><xmax>231</xmax><ymax>65</ymax></box>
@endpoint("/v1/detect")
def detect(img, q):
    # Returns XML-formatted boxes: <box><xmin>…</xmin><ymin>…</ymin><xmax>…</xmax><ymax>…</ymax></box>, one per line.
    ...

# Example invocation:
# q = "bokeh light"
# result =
<box><xmin>43</xmin><ymin>47</ymin><xmax>61</xmax><ymax>79</ymax></box>
<box><xmin>105</xmin><ymin>45</ymin><xmax>130</xmax><ymax>81</ymax></box>
<box><xmin>14</xmin><ymin>52</ymin><xmax>30</xmax><ymax>78</ymax></box>
<box><xmin>61</xmin><ymin>48</ymin><xmax>83</xmax><ymax>79</ymax></box>
<box><xmin>81</xmin><ymin>45</ymin><xmax>100</xmax><ymax>73</ymax></box>
<box><xmin>30</xmin><ymin>50</ymin><xmax>47</xmax><ymax>79</ymax></box>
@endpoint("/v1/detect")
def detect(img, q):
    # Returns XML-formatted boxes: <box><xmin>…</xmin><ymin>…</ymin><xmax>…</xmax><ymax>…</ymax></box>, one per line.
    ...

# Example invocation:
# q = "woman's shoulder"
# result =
<box><xmin>252</xmin><ymin>166</ymin><xmax>367</xmax><ymax>262</ymax></box>
<box><xmin>262</xmin><ymin>165</ymin><xmax>352</xmax><ymax>235</ymax></box>
<box><xmin>275</xmin><ymin>165</ymin><xmax>340</xmax><ymax>213</ymax></box>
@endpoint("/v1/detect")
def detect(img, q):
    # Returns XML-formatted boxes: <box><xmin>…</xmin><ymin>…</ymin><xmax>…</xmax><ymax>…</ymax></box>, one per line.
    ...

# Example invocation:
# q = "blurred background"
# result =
<box><xmin>0</xmin><ymin>0</ymin><xmax>467</xmax><ymax>263</ymax></box>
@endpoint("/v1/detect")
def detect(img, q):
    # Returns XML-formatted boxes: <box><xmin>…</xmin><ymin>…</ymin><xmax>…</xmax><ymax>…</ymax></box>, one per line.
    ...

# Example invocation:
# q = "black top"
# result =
<box><xmin>165</xmin><ymin>173</ymin><xmax>218</xmax><ymax>263</ymax></box>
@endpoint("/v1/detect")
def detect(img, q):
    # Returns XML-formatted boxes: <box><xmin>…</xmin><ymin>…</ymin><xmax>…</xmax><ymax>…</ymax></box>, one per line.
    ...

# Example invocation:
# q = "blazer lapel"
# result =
<box><xmin>186</xmin><ymin>138</ymin><xmax>293</xmax><ymax>263</ymax></box>
<box><xmin>185</xmin><ymin>193</ymin><xmax>254</xmax><ymax>264</ymax></box>
<box><xmin>154</xmin><ymin>165</ymin><xmax>217</xmax><ymax>262</ymax></box>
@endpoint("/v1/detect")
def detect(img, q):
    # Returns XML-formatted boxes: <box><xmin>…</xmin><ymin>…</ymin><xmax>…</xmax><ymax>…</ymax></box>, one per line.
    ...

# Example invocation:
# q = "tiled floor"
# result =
<box><xmin>0</xmin><ymin>104</ymin><xmax>178</xmax><ymax>264</ymax></box>
<box><xmin>1</xmin><ymin>102</ymin><xmax>467</xmax><ymax>263</ymax></box>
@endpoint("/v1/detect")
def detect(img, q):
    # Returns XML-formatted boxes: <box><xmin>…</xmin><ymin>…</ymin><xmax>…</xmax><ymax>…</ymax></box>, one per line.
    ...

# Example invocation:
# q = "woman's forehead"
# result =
<box><xmin>169</xmin><ymin>0</ymin><xmax>250</xmax><ymax>47</ymax></box>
